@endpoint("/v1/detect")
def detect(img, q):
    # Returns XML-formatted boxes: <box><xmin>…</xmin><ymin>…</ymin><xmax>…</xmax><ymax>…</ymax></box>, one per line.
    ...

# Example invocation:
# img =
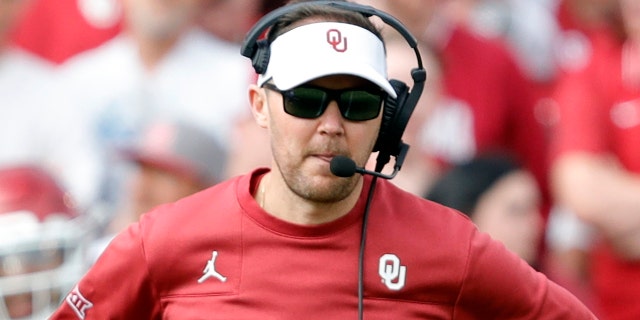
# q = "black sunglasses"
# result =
<box><xmin>262</xmin><ymin>83</ymin><xmax>385</xmax><ymax>121</ymax></box>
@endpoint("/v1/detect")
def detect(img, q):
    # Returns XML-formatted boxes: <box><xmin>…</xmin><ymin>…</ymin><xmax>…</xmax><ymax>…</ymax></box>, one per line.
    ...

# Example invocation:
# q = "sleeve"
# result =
<box><xmin>49</xmin><ymin>223</ymin><xmax>162</xmax><ymax>319</ymax></box>
<box><xmin>454</xmin><ymin>229</ymin><xmax>596</xmax><ymax>319</ymax></box>
<box><xmin>550</xmin><ymin>63</ymin><xmax>607</xmax><ymax>161</ymax></box>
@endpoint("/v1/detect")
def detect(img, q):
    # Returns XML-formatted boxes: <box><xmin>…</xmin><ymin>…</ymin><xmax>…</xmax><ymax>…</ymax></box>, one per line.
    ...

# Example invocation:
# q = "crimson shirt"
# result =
<box><xmin>11</xmin><ymin>0</ymin><xmax>122</xmax><ymax>64</ymax></box>
<box><xmin>52</xmin><ymin>169</ymin><xmax>594</xmax><ymax>319</ymax></box>
<box><xmin>551</xmin><ymin>30</ymin><xmax>640</xmax><ymax>320</ymax></box>
<box><xmin>435</xmin><ymin>26</ymin><xmax>550</xmax><ymax>217</ymax></box>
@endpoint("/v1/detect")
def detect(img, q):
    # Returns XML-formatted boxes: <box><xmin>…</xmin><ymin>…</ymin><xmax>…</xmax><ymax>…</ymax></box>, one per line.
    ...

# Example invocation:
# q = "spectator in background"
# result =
<box><xmin>461</xmin><ymin>0</ymin><xmax>621</xmax><ymax>313</ymax></box>
<box><xmin>220</xmin><ymin>0</ymin><xmax>291</xmax><ymax>179</ymax></box>
<box><xmin>197</xmin><ymin>0</ymin><xmax>261</xmax><ymax>44</ymax></box>
<box><xmin>10</xmin><ymin>0</ymin><xmax>123</xmax><ymax>64</ymax></box>
<box><xmin>554</xmin><ymin>0</ymin><xmax>619</xmax><ymax>38</ymax></box>
<box><xmin>550</xmin><ymin>0</ymin><xmax>640</xmax><ymax>318</ymax></box>
<box><xmin>1</xmin><ymin>0</ymin><xmax>53</xmax><ymax>166</ymax></box>
<box><xmin>0</xmin><ymin>166</ymin><xmax>92</xmax><ymax>319</ymax></box>
<box><xmin>90</xmin><ymin>120</ymin><xmax>225</xmax><ymax>262</ymax></box>
<box><xmin>1</xmin><ymin>0</ymin><xmax>97</xmax><ymax>209</ymax></box>
<box><xmin>111</xmin><ymin>119</ymin><xmax>226</xmax><ymax>231</ymax></box>
<box><xmin>52</xmin><ymin>0</ymin><xmax>251</xmax><ymax>218</ymax></box>
<box><xmin>425</xmin><ymin>152</ymin><xmax>600</xmax><ymax>309</ymax></box>
<box><xmin>425</xmin><ymin>154</ymin><xmax>543</xmax><ymax>267</ymax></box>
<box><xmin>197</xmin><ymin>0</ymin><xmax>286</xmax><ymax>44</ymax></box>
<box><xmin>458</xmin><ymin>0</ymin><xmax>561</xmax><ymax>126</ymax></box>
<box><xmin>466</xmin><ymin>0</ymin><xmax>559</xmax><ymax>87</ymax></box>
<box><xmin>541</xmin><ymin>1</ymin><xmax>617</xmax><ymax>309</ymax></box>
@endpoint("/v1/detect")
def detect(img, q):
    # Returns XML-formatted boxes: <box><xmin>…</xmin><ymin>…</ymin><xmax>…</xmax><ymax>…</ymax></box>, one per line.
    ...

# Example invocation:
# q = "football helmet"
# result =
<box><xmin>0</xmin><ymin>166</ymin><xmax>92</xmax><ymax>319</ymax></box>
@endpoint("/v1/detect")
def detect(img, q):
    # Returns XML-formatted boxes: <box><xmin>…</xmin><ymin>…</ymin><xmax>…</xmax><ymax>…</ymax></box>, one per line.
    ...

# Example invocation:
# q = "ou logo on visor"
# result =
<box><xmin>378</xmin><ymin>253</ymin><xmax>406</xmax><ymax>291</ymax></box>
<box><xmin>326</xmin><ymin>29</ymin><xmax>347</xmax><ymax>52</ymax></box>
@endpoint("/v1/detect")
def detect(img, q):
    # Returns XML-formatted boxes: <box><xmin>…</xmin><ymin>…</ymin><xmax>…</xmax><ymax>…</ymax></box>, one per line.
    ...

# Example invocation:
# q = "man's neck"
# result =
<box><xmin>257</xmin><ymin>171</ymin><xmax>363</xmax><ymax>226</ymax></box>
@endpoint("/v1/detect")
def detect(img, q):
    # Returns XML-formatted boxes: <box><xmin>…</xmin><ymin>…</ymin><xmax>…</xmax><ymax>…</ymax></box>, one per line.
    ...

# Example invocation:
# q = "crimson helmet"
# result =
<box><xmin>0</xmin><ymin>166</ymin><xmax>90</xmax><ymax>319</ymax></box>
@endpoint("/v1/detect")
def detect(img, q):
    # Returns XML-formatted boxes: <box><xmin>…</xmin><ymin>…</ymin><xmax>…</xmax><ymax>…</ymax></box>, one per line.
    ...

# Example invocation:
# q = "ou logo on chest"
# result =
<box><xmin>378</xmin><ymin>253</ymin><xmax>406</xmax><ymax>291</ymax></box>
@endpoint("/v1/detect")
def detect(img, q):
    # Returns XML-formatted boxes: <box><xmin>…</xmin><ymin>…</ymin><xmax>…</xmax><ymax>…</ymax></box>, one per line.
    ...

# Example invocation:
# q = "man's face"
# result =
<box><xmin>258</xmin><ymin>75</ymin><xmax>382</xmax><ymax>203</ymax></box>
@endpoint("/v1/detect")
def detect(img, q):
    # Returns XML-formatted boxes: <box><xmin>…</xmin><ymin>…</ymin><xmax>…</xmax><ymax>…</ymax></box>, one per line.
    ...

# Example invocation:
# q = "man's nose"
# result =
<box><xmin>317</xmin><ymin>100</ymin><xmax>345</xmax><ymax>136</ymax></box>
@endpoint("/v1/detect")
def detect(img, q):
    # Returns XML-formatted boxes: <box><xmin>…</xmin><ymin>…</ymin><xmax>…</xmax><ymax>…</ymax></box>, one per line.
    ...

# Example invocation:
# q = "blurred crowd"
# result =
<box><xmin>0</xmin><ymin>0</ymin><xmax>638</xmax><ymax>319</ymax></box>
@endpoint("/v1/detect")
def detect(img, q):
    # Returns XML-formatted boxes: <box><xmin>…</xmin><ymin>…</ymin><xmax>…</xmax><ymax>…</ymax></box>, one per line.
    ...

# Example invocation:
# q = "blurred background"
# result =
<box><xmin>1</xmin><ymin>0</ymin><xmax>638</xmax><ymax>319</ymax></box>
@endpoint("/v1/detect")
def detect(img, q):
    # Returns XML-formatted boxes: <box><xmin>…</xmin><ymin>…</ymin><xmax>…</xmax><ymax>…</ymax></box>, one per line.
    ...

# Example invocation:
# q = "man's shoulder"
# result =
<box><xmin>145</xmin><ymin>175</ymin><xmax>243</xmax><ymax>221</ymax></box>
<box><xmin>134</xmin><ymin>174</ymin><xmax>245</xmax><ymax>251</ymax></box>
<box><xmin>374</xmin><ymin>178</ymin><xmax>473</xmax><ymax>228</ymax></box>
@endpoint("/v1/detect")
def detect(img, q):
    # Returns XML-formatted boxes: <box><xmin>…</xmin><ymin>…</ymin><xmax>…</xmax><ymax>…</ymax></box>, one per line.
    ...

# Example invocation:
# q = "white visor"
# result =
<box><xmin>258</xmin><ymin>22</ymin><xmax>397</xmax><ymax>98</ymax></box>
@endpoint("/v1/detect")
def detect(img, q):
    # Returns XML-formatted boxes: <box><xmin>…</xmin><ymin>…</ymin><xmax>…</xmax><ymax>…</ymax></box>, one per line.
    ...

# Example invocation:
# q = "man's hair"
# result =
<box><xmin>266</xmin><ymin>0</ymin><xmax>383</xmax><ymax>43</ymax></box>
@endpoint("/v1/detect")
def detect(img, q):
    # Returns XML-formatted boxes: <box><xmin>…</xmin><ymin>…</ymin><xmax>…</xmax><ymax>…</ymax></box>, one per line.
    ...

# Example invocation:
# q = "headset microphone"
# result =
<box><xmin>330</xmin><ymin>156</ymin><xmax>398</xmax><ymax>179</ymax></box>
<box><xmin>330</xmin><ymin>142</ymin><xmax>410</xmax><ymax>180</ymax></box>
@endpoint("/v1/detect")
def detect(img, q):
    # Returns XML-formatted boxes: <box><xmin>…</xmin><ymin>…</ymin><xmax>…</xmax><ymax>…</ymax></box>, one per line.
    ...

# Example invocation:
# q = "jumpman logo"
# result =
<box><xmin>197</xmin><ymin>250</ymin><xmax>227</xmax><ymax>283</ymax></box>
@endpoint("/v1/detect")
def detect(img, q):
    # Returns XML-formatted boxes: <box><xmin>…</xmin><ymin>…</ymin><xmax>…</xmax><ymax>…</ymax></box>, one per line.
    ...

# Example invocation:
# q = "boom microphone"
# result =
<box><xmin>330</xmin><ymin>156</ymin><xmax>398</xmax><ymax>179</ymax></box>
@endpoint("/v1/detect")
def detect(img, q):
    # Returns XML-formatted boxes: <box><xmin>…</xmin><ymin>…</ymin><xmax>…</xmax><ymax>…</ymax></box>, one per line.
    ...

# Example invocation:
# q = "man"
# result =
<box><xmin>51</xmin><ymin>1</ymin><xmax>595</xmax><ymax>318</ymax></box>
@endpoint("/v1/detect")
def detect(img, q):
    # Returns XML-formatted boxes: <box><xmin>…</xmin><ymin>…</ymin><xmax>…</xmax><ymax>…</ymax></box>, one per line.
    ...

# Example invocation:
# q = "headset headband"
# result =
<box><xmin>241</xmin><ymin>1</ymin><xmax>423</xmax><ymax>72</ymax></box>
<box><xmin>241</xmin><ymin>0</ymin><xmax>427</xmax><ymax>166</ymax></box>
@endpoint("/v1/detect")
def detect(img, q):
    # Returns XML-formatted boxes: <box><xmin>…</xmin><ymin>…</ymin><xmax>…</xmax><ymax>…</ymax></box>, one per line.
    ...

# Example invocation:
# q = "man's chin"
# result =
<box><xmin>300</xmin><ymin>175</ymin><xmax>358</xmax><ymax>203</ymax></box>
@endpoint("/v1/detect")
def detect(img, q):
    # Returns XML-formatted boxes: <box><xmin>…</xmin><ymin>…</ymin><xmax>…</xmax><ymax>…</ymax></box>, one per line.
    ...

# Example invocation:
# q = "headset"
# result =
<box><xmin>240</xmin><ymin>0</ymin><xmax>426</xmax><ymax>172</ymax></box>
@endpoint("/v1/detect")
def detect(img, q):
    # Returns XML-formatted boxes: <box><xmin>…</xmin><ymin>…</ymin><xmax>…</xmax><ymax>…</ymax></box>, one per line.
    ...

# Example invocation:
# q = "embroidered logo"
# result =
<box><xmin>197</xmin><ymin>250</ymin><xmax>227</xmax><ymax>283</ymax></box>
<box><xmin>378</xmin><ymin>253</ymin><xmax>406</xmax><ymax>291</ymax></box>
<box><xmin>65</xmin><ymin>285</ymin><xmax>93</xmax><ymax>319</ymax></box>
<box><xmin>326</xmin><ymin>29</ymin><xmax>347</xmax><ymax>52</ymax></box>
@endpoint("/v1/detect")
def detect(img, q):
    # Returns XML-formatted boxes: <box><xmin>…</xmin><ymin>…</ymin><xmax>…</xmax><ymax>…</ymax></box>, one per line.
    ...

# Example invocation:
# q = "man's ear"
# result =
<box><xmin>248</xmin><ymin>84</ymin><xmax>269</xmax><ymax>128</ymax></box>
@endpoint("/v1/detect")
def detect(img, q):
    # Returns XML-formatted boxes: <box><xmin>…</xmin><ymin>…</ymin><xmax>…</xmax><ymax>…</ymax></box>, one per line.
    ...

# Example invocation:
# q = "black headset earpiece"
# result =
<box><xmin>241</xmin><ymin>0</ymin><xmax>426</xmax><ymax>169</ymax></box>
<box><xmin>374</xmin><ymin>79</ymin><xmax>408</xmax><ymax>155</ymax></box>
<box><xmin>374</xmin><ymin>67</ymin><xmax>426</xmax><ymax>162</ymax></box>
<box><xmin>251</xmin><ymin>39</ymin><xmax>271</xmax><ymax>75</ymax></box>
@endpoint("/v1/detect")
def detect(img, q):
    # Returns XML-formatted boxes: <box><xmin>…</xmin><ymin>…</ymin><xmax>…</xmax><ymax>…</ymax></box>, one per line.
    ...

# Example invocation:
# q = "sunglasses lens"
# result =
<box><xmin>283</xmin><ymin>87</ymin><xmax>328</xmax><ymax>119</ymax></box>
<box><xmin>339</xmin><ymin>91</ymin><xmax>383</xmax><ymax>121</ymax></box>
<box><xmin>280</xmin><ymin>85</ymin><xmax>384</xmax><ymax>121</ymax></box>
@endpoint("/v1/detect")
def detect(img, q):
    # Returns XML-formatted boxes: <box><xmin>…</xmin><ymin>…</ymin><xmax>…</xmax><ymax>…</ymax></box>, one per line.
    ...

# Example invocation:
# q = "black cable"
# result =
<box><xmin>358</xmin><ymin>176</ymin><xmax>378</xmax><ymax>320</ymax></box>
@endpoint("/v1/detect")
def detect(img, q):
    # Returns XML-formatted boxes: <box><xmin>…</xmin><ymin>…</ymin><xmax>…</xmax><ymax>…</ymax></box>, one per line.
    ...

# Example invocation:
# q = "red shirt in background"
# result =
<box><xmin>551</xmin><ymin>28</ymin><xmax>640</xmax><ymax>320</ymax></box>
<box><xmin>11</xmin><ymin>0</ymin><xmax>123</xmax><ymax>64</ymax></box>
<box><xmin>436</xmin><ymin>26</ymin><xmax>550</xmax><ymax>218</ymax></box>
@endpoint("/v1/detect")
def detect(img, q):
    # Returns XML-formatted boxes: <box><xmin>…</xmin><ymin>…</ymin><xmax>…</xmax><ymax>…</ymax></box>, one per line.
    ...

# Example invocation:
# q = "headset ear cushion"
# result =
<box><xmin>252</xmin><ymin>39</ymin><xmax>270</xmax><ymax>74</ymax></box>
<box><xmin>374</xmin><ymin>79</ymin><xmax>409</xmax><ymax>154</ymax></box>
